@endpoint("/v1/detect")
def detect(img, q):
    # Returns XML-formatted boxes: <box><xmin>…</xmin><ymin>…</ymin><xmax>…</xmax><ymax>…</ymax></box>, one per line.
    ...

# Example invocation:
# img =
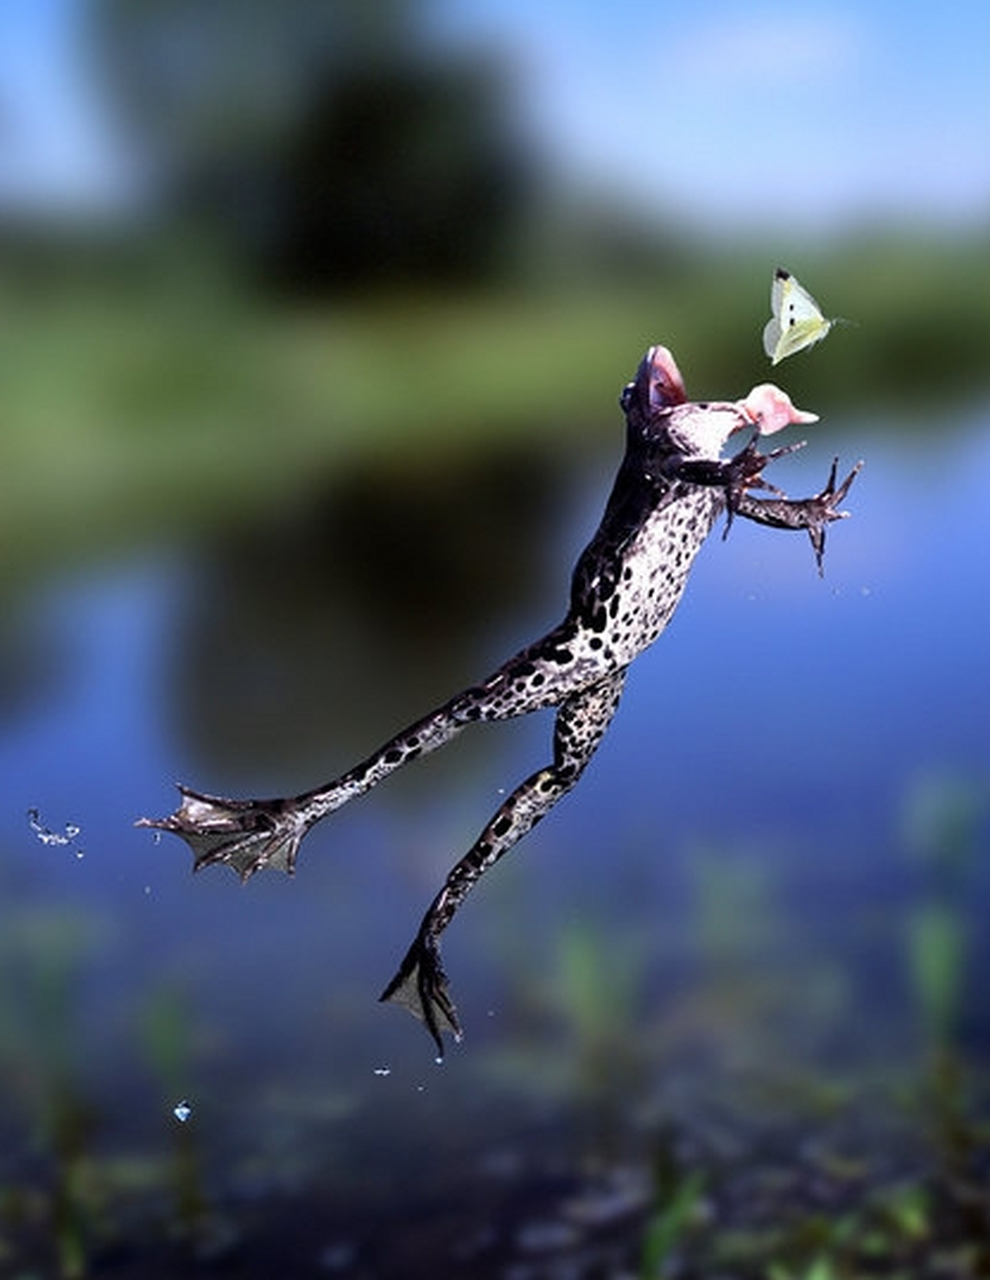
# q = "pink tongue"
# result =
<box><xmin>741</xmin><ymin>384</ymin><xmax>819</xmax><ymax>435</ymax></box>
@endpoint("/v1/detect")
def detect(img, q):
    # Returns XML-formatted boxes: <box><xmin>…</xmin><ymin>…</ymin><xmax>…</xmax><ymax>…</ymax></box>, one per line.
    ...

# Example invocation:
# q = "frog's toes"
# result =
<box><xmin>380</xmin><ymin>932</ymin><xmax>463</xmax><ymax>1058</ymax></box>
<box><xmin>137</xmin><ymin>785</ymin><xmax>309</xmax><ymax>880</ymax></box>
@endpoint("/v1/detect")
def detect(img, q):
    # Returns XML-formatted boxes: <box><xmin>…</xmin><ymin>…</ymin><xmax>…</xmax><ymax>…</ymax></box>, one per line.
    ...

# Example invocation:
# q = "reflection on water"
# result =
<box><xmin>1</xmin><ymin>412</ymin><xmax>989</xmax><ymax>1274</ymax></box>
<box><xmin>170</xmin><ymin>439</ymin><xmax>574</xmax><ymax>785</ymax></box>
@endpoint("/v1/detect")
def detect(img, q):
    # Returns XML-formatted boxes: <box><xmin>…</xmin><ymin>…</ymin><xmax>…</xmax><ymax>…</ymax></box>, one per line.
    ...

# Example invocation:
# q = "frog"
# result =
<box><xmin>140</xmin><ymin>345</ymin><xmax>860</xmax><ymax>1056</ymax></box>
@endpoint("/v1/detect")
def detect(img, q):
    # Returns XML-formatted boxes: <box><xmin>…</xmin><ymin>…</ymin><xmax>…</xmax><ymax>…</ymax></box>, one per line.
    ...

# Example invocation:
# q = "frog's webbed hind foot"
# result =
<box><xmin>137</xmin><ymin>785</ymin><xmax>311</xmax><ymax>881</ymax></box>
<box><xmin>379</xmin><ymin>671</ymin><xmax>627</xmax><ymax>1057</ymax></box>
<box><xmin>380</xmin><ymin>932</ymin><xmax>463</xmax><ymax>1058</ymax></box>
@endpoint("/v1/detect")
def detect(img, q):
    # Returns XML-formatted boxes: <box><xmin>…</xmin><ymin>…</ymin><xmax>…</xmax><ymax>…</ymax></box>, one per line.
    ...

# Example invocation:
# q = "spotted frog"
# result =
<box><xmin>140</xmin><ymin>346</ymin><xmax>860</xmax><ymax>1055</ymax></box>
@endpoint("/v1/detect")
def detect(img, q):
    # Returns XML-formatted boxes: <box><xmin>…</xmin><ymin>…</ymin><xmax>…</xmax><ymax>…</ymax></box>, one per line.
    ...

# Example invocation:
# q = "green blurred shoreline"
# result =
<box><xmin>2</xmin><ymin>236</ymin><xmax>989</xmax><ymax>596</ymax></box>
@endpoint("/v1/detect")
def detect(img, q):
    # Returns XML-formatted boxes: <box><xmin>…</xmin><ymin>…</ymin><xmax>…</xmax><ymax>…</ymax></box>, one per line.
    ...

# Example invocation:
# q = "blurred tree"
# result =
<box><xmin>168</xmin><ymin>442</ymin><xmax>569</xmax><ymax>780</ymax></box>
<box><xmin>93</xmin><ymin>0</ymin><xmax>532</xmax><ymax>291</ymax></box>
<box><xmin>267</xmin><ymin>58</ymin><xmax>530</xmax><ymax>292</ymax></box>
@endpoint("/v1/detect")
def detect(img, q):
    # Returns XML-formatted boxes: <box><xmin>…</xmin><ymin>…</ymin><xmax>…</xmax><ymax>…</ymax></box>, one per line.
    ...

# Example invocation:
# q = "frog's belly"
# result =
<box><xmin>594</xmin><ymin>487</ymin><xmax>721</xmax><ymax>666</ymax></box>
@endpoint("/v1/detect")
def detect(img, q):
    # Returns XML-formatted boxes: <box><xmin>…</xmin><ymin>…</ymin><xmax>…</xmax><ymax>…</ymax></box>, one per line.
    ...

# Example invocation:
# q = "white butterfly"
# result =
<box><xmin>763</xmin><ymin>268</ymin><xmax>835</xmax><ymax>365</ymax></box>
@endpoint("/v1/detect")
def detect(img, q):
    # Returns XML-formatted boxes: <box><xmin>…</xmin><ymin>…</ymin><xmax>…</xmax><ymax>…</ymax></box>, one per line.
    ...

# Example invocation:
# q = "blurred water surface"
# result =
<box><xmin>2</xmin><ymin>1</ymin><xmax>990</xmax><ymax>1272</ymax></box>
<box><xmin>1</xmin><ymin>392</ymin><xmax>988</xmax><ymax>1274</ymax></box>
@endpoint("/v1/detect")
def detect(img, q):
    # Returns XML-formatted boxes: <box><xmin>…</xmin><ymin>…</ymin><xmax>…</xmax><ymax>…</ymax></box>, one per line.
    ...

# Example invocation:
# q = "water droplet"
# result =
<box><xmin>144</xmin><ymin>885</ymin><xmax>152</xmax><ymax>895</ymax></box>
<box><xmin>152</xmin><ymin>830</ymin><xmax>162</xmax><ymax>845</ymax></box>
<box><xmin>27</xmin><ymin>808</ymin><xmax>84</xmax><ymax>857</ymax></box>
<box><xmin>372</xmin><ymin>1066</ymin><xmax>391</xmax><ymax>1077</ymax></box>
<box><xmin>434</xmin><ymin>1055</ymin><xmax>444</xmax><ymax>1066</ymax></box>
<box><xmin>173</xmin><ymin>1100</ymin><xmax>192</xmax><ymax>1122</ymax></box>
<box><xmin>75</xmin><ymin>849</ymin><xmax>85</xmax><ymax>860</ymax></box>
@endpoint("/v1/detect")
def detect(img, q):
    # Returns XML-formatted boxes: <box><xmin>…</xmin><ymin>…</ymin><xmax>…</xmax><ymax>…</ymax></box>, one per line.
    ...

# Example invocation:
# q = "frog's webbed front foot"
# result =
<box><xmin>380</xmin><ymin>927</ymin><xmax>462</xmax><ymax>1057</ymax></box>
<box><xmin>136</xmin><ymin>785</ymin><xmax>312</xmax><ymax>880</ymax></box>
<box><xmin>721</xmin><ymin>435</ymin><xmax>810</xmax><ymax>529</ymax></box>
<box><xmin>734</xmin><ymin>456</ymin><xmax>863</xmax><ymax>575</ymax></box>
<box><xmin>798</xmin><ymin>456</ymin><xmax>863</xmax><ymax>571</ymax></box>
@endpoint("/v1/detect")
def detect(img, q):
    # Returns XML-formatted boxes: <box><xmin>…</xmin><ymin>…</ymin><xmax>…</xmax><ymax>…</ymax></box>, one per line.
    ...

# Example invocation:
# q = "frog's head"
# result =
<box><xmin>738</xmin><ymin>384</ymin><xmax>819</xmax><ymax>435</ymax></box>
<box><xmin>620</xmin><ymin>345</ymin><xmax>687</xmax><ymax>420</ymax></box>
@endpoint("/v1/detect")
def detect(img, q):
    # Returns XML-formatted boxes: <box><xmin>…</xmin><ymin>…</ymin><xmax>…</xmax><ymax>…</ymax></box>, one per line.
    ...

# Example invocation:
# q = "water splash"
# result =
<box><xmin>27</xmin><ymin>808</ymin><xmax>85</xmax><ymax>858</ymax></box>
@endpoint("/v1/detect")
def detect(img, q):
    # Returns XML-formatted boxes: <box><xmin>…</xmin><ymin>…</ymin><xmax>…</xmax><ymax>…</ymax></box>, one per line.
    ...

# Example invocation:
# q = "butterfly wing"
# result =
<box><xmin>770</xmin><ymin>267</ymin><xmax>789</xmax><ymax>319</ymax></box>
<box><xmin>773</xmin><ymin>315</ymin><xmax>833</xmax><ymax>364</ymax></box>
<box><xmin>764</xmin><ymin>268</ymin><xmax>833</xmax><ymax>364</ymax></box>
<box><xmin>762</xmin><ymin>314</ymin><xmax>783</xmax><ymax>361</ymax></box>
<box><xmin>782</xmin><ymin>273</ymin><xmax>825</xmax><ymax>322</ymax></box>
<box><xmin>763</xmin><ymin>267</ymin><xmax>791</xmax><ymax>361</ymax></box>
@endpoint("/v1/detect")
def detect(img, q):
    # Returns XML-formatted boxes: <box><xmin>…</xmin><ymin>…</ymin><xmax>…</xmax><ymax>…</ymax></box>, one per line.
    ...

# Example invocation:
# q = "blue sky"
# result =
<box><xmin>0</xmin><ymin>0</ymin><xmax>141</xmax><ymax>213</ymax></box>
<box><xmin>429</xmin><ymin>0</ymin><xmax>990</xmax><ymax>232</ymax></box>
<box><xmin>2</xmin><ymin>0</ymin><xmax>989</xmax><ymax>232</ymax></box>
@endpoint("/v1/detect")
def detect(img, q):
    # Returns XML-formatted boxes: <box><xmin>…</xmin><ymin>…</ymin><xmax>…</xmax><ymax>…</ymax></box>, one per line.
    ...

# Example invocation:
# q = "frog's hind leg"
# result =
<box><xmin>380</xmin><ymin>665</ymin><xmax>628</xmax><ymax>1055</ymax></box>
<box><xmin>137</xmin><ymin>623</ymin><xmax>591</xmax><ymax>881</ymax></box>
<box><xmin>136</xmin><ymin>695</ymin><xmax>478</xmax><ymax>881</ymax></box>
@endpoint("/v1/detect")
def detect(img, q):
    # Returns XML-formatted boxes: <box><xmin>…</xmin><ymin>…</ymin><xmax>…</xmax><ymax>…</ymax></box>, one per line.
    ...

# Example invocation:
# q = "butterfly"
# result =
<box><xmin>763</xmin><ymin>268</ymin><xmax>835</xmax><ymax>365</ymax></box>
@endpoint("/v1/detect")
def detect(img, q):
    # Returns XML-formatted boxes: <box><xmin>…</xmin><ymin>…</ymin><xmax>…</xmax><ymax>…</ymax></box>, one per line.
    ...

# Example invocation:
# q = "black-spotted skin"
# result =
<box><xmin>144</xmin><ymin>352</ymin><xmax>858</xmax><ymax>1054</ymax></box>
<box><xmin>570</xmin><ymin>482</ymin><xmax>721</xmax><ymax>669</ymax></box>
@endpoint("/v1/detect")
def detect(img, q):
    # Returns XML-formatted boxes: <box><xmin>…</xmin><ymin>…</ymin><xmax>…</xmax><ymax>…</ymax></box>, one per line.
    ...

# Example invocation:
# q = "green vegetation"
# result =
<box><xmin>2</xmin><ymin>234</ymin><xmax>989</xmax><ymax>596</ymax></box>
<box><xmin>2</xmin><ymin>779</ymin><xmax>990</xmax><ymax>1274</ymax></box>
<box><xmin>640</xmin><ymin>1140</ymin><xmax>706</xmax><ymax>1280</ymax></box>
<box><xmin>0</xmin><ymin>908</ymin><xmax>106</xmax><ymax>1277</ymax></box>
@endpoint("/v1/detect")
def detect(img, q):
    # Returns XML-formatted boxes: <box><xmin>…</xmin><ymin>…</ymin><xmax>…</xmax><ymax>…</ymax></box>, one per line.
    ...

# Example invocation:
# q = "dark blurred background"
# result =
<box><xmin>1</xmin><ymin>2</ymin><xmax>989</xmax><ymax>1275</ymax></box>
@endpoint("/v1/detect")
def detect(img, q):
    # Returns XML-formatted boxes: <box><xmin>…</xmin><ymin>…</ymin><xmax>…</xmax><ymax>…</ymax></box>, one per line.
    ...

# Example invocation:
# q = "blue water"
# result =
<box><xmin>1</xmin><ymin>411</ymin><xmax>989</xmax><ymax>1262</ymax></box>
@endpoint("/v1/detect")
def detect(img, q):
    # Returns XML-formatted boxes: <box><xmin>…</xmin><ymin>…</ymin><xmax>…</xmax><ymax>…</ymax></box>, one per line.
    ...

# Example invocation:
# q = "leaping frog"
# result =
<box><xmin>140</xmin><ymin>345</ymin><xmax>860</xmax><ymax>1055</ymax></box>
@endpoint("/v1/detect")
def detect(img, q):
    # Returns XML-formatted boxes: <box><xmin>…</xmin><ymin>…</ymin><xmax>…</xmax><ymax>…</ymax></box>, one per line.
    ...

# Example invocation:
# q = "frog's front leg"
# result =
<box><xmin>673</xmin><ymin>435</ymin><xmax>805</xmax><ymax>525</ymax></box>
<box><xmin>676</xmin><ymin>442</ymin><xmax>861</xmax><ymax>575</ymax></box>
<box><xmin>380</xmin><ymin>666</ymin><xmax>627</xmax><ymax>1056</ymax></box>
<box><xmin>734</xmin><ymin>455</ymin><xmax>863</xmax><ymax>574</ymax></box>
